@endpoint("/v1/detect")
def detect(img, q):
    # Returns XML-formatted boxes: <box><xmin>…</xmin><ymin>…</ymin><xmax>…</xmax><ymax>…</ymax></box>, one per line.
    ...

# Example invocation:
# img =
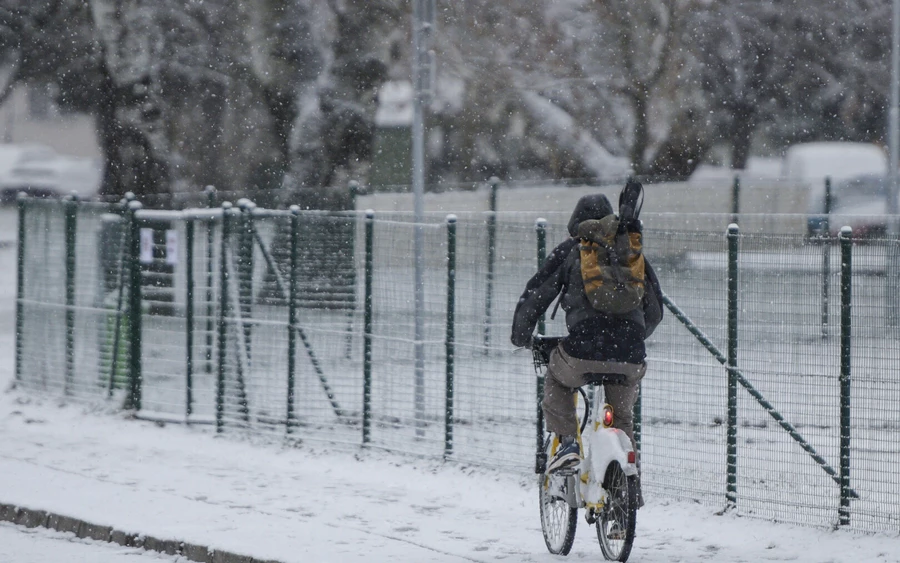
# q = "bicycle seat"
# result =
<box><xmin>582</xmin><ymin>373</ymin><xmax>627</xmax><ymax>386</ymax></box>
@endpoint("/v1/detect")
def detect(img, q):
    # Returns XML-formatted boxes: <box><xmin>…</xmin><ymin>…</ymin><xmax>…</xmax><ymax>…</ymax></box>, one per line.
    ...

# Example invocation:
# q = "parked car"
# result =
<box><xmin>780</xmin><ymin>142</ymin><xmax>890</xmax><ymax>237</ymax></box>
<box><xmin>0</xmin><ymin>143</ymin><xmax>102</xmax><ymax>204</ymax></box>
<box><xmin>819</xmin><ymin>174</ymin><xmax>900</xmax><ymax>238</ymax></box>
<box><xmin>0</xmin><ymin>144</ymin><xmax>56</xmax><ymax>204</ymax></box>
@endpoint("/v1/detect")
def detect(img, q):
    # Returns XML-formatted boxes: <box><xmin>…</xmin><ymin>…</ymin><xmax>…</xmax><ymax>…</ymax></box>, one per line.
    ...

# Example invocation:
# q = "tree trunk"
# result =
<box><xmin>288</xmin><ymin>2</ymin><xmax>394</xmax><ymax>205</ymax></box>
<box><xmin>197</xmin><ymin>80</ymin><xmax>228</xmax><ymax>193</ymax></box>
<box><xmin>629</xmin><ymin>89</ymin><xmax>650</xmax><ymax>176</ymax></box>
<box><xmin>730</xmin><ymin>100</ymin><xmax>757</xmax><ymax>170</ymax></box>
<box><xmin>95</xmin><ymin>59</ymin><xmax>122</xmax><ymax>199</ymax></box>
<box><xmin>88</xmin><ymin>0</ymin><xmax>172</xmax><ymax>200</ymax></box>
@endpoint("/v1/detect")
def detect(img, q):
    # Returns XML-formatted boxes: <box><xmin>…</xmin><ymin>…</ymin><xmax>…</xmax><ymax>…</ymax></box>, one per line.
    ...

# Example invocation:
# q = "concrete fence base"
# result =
<box><xmin>0</xmin><ymin>502</ymin><xmax>282</xmax><ymax>563</ymax></box>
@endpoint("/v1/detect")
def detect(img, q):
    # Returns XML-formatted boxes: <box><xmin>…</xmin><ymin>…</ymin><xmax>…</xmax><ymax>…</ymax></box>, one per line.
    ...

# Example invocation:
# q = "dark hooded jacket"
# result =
<box><xmin>510</xmin><ymin>194</ymin><xmax>663</xmax><ymax>363</ymax></box>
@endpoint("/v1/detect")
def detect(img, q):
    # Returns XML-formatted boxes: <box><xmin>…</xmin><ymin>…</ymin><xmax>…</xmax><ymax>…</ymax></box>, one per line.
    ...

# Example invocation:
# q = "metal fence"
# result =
<box><xmin>13</xmin><ymin>194</ymin><xmax>900</xmax><ymax>533</ymax></box>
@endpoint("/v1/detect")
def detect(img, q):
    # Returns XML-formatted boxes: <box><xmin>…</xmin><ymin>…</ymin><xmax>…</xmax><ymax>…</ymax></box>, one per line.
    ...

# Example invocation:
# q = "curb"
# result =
<box><xmin>0</xmin><ymin>502</ymin><xmax>283</xmax><ymax>563</ymax></box>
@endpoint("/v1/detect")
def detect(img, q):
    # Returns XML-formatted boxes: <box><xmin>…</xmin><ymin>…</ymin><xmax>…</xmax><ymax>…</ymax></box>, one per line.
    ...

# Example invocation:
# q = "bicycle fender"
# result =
<box><xmin>583</xmin><ymin>427</ymin><xmax>638</xmax><ymax>479</ymax></box>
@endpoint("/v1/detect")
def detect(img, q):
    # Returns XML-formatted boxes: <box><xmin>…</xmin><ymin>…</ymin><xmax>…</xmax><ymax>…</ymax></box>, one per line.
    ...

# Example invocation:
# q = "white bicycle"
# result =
<box><xmin>533</xmin><ymin>336</ymin><xmax>639</xmax><ymax>561</ymax></box>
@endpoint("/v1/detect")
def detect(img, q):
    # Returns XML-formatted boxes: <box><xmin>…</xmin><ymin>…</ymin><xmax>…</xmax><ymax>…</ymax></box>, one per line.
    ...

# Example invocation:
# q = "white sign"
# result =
<box><xmin>165</xmin><ymin>230</ymin><xmax>178</xmax><ymax>265</ymax></box>
<box><xmin>139</xmin><ymin>228</ymin><xmax>154</xmax><ymax>264</ymax></box>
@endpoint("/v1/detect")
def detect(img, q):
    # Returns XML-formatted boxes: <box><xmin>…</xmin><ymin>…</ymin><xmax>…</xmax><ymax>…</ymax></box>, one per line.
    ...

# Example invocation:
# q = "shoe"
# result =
<box><xmin>547</xmin><ymin>435</ymin><xmax>581</xmax><ymax>474</ymax></box>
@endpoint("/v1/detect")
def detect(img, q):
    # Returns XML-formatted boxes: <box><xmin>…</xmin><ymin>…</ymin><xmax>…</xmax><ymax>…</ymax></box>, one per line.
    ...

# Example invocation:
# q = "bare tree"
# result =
<box><xmin>2</xmin><ymin>0</ymin><xmax>894</xmax><ymax>196</ymax></box>
<box><xmin>291</xmin><ymin>1</ymin><xmax>401</xmax><ymax>192</ymax></box>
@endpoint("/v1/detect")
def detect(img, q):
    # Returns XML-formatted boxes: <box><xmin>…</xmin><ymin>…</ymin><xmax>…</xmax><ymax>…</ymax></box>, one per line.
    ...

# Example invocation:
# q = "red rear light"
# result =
<box><xmin>627</xmin><ymin>451</ymin><xmax>636</xmax><ymax>464</ymax></box>
<box><xmin>602</xmin><ymin>405</ymin><xmax>614</xmax><ymax>427</ymax></box>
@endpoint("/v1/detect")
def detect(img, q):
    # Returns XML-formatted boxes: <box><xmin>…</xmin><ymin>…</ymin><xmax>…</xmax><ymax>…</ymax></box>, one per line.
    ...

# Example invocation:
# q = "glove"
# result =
<box><xmin>511</xmin><ymin>332</ymin><xmax>533</xmax><ymax>349</ymax></box>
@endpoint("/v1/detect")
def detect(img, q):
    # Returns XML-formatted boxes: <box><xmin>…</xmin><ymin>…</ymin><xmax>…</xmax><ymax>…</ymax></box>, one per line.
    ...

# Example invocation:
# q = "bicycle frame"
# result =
<box><xmin>532</xmin><ymin>334</ymin><xmax>637</xmax><ymax>509</ymax></box>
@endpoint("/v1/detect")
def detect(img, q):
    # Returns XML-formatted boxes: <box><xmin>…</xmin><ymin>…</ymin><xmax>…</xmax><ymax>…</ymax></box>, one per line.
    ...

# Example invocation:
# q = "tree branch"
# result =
<box><xmin>0</xmin><ymin>53</ymin><xmax>21</xmax><ymax>108</ymax></box>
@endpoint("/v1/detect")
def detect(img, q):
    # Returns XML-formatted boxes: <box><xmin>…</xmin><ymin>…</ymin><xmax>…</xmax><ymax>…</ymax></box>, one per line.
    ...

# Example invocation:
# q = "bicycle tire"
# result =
<box><xmin>539</xmin><ymin>437</ymin><xmax>577</xmax><ymax>555</ymax></box>
<box><xmin>596</xmin><ymin>462</ymin><xmax>637</xmax><ymax>561</ymax></box>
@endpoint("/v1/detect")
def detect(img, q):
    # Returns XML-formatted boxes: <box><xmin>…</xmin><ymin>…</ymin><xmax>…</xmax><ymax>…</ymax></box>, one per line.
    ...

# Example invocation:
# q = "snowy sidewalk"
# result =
<box><xmin>0</xmin><ymin>394</ymin><xmax>519</xmax><ymax>563</ymax></box>
<box><xmin>3</xmin><ymin>390</ymin><xmax>900</xmax><ymax>563</ymax></box>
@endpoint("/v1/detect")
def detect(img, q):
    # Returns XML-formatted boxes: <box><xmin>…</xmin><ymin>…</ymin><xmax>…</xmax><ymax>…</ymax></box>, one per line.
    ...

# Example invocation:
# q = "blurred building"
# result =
<box><xmin>0</xmin><ymin>84</ymin><xmax>103</xmax><ymax>202</ymax></box>
<box><xmin>0</xmin><ymin>83</ymin><xmax>101</xmax><ymax>159</ymax></box>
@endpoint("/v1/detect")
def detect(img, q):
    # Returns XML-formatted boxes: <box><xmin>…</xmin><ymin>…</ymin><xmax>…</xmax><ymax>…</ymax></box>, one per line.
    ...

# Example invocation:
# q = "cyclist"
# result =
<box><xmin>511</xmin><ymin>190</ymin><xmax>663</xmax><ymax>504</ymax></box>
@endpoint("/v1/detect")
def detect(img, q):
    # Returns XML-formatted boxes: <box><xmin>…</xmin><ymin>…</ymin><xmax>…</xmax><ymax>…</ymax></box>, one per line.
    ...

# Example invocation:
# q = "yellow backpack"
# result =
<box><xmin>577</xmin><ymin>212</ymin><xmax>645</xmax><ymax>315</ymax></box>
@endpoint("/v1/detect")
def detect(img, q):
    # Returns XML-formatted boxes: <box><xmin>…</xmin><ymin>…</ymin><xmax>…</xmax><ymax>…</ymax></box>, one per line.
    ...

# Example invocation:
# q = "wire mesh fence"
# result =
<box><xmin>17</xmin><ymin>200</ymin><xmax>134</xmax><ymax>401</ymax></box>
<box><xmin>13</xmin><ymin>195</ymin><xmax>900</xmax><ymax>534</ymax></box>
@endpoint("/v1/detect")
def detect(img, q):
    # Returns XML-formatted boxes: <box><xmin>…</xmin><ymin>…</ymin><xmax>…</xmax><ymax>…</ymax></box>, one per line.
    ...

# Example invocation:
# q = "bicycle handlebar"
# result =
<box><xmin>531</xmin><ymin>335</ymin><xmax>564</xmax><ymax>371</ymax></box>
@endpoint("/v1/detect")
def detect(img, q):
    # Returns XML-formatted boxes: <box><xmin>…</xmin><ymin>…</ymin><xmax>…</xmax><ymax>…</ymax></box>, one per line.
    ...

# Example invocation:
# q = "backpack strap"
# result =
<box><xmin>549</xmin><ymin>239</ymin><xmax>579</xmax><ymax>320</ymax></box>
<box><xmin>549</xmin><ymin>283</ymin><xmax>565</xmax><ymax>320</ymax></box>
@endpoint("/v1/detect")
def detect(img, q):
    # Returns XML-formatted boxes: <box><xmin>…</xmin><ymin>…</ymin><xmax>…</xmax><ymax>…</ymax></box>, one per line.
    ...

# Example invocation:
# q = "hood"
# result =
<box><xmin>567</xmin><ymin>194</ymin><xmax>614</xmax><ymax>236</ymax></box>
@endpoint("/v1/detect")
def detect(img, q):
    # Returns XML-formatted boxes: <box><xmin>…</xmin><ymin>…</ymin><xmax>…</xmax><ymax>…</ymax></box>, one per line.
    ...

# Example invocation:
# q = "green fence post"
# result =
<box><xmin>237</xmin><ymin>199</ymin><xmax>254</xmax><ymax>371</ymax></box>
<box><xmin>726</xmin><ymin>223</ymin><xmax>740</xmax><ymax>507</ymax></box>
<box><xmin>126</xmin><ymin>201</ymin><xmax>143</xmax><ymax>411</ymax></box>
<box><xmin>185</xmin><ymin>218</ymin><xmax>195</xmax><ymax>421</ymax></box>
<box><xmin>839</xmin><ymin>226</ymin><xmax>853</xmax><ymax>526</ymax></box>
<box><xmin>534</xmin><ymin>218</ymin><xmax>548</xmax><ymax>473</ymax></box>
<box><xmin>536</xmin><ymin>218</ymin><xmax>547</xmax><ymax>336</ymax></box>
<box><xmin>205</xmin><ymin>185</ymin><xmax>216</xmax><ymax>375</ymax></box>
<box><xmin>483</xmin><ymin>176</ymin><xmax>499</xmax><ymax>352</ymax></box>
<box><xmin>345</xmin><ymin>182</ymin><xmax>360</xmax><ymax>360</ymax></box>
<box><xmin>731</xmin><ymin>175</ymin><xmax>740</xmax><ymax>224</ymax></box>
<box><xmin>216</xmin><ymin>202</ymin><xmax>232</xmax><ymax>433</ymax></box>
<box><xmin>445</xmin><ymin>214</ymin><xmax>457</xmax><ymax>457</ymax></box>
<box><xmin>634</xmin><ymin>386</ymin><xmax>642</xmax><ymax>453</ymax></box>
<box><xmin>15</xmin><ymin>194</ymin><xmax>26</xmax><ymax>383</ymax></box>
<box><xmin>287</xmin><ymin>206</ymin><xmax>300</xmax><ymax>434</ymax></box>
<box><xmin>107</xmin><ymin>196</ymin><xmax>131</xmax><ymax>398</ymax></box>
<box><xmin>821</xmin><ymin>177</ymin><xmax>833</xmax><ymax>338</ymax></box>
<box><xmin>363</xmin><ymin>210</ymin><xmax>374</xmax><ymax>445</ymax></box>
<box><xmin>64</xmin><ymin>194</ymin><xmax>78</xmax><ymax>396</ymax></box>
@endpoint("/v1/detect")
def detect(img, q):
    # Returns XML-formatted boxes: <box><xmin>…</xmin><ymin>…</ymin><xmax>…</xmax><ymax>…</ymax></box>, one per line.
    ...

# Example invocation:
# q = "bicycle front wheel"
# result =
<box><xmin>538</xmin><ymin>437</ymin><xmax>577</xmax><ymax>555</ymax></box>
<box><xmin>596</xmin><ymin>462</ymin><xmax>637</xmax><ymax>561</ymax></box>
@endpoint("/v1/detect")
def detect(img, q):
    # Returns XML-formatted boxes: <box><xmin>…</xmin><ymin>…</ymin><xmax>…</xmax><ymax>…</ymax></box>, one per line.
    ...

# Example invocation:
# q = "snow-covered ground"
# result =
<box><xmin>3</xmin><ymin>206</ymin><xmax>900</xmax><ymax>562</ymax></box>
<box><xmin>0</xmin><ymin>522</ymin><xmax>180</xmax><ymax>563</ymax></box>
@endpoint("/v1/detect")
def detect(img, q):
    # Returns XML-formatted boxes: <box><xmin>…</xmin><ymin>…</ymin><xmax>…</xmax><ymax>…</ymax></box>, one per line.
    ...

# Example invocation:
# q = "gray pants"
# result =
<box><xmin>542</xmin><ymin>344</ymin><xmax>646</xmax><ymax>449</ymax></box>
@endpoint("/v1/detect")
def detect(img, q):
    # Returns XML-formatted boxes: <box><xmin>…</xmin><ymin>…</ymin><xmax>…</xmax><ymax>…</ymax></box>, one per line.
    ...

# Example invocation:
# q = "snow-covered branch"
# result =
<box><xmin>521</xmin><ymin>91</ymin><xmax>631</xmax><ymax>178</ymax></box>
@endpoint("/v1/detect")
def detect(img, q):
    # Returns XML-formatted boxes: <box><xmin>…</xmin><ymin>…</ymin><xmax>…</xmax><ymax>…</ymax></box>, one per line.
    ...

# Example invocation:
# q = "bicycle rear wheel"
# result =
<box><xmin>596</xmin><ymin>462</ymin><xmax>637</xmax><ymax>561</ymax></box>
<box><xmin>539</xmin><ymin>437</ymin><xmax>577</xmax><ymax>555</ymax></box>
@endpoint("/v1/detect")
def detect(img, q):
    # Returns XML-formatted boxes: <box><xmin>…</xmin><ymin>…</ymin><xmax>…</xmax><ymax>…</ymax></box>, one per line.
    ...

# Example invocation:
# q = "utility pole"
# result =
<box><xmin>411</xmin><ymin>0</ymin><xmax>435</xmax><ymax>435</ymax></box>
<box><xmin>888</xmin><ymin>0</ymin><xmax>900</xmax><ymax>325</ymax></box>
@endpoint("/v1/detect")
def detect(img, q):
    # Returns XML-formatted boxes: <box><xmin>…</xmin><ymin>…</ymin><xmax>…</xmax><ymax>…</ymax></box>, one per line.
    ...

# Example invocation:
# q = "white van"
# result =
<box><xmin>0</xmin><ymin>143</ymin><xmax>103</xmax><ymax>203</ymax></box>
<box><xmin>781</xmin><ymin>142</ymin><xmax>888</xmax><ymax>235</ymax></box>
